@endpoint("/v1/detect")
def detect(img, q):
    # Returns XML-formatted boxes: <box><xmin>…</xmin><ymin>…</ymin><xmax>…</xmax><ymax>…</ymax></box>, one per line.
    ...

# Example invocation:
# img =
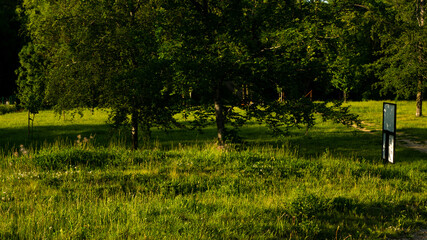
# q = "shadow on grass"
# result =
<box><xmin>400</xmin><ymin>127</ymin><xmax>427</xmax><ymax>144</ymax></box>
<box><xmin>0</xmin><ymin>124</ymin><xmax>113</xmax><ymax>153</ymax></box>
<box><xmin>1</xmin><ymin>122</ymin><xmax>425</xmax><ymax>164</ymax></box>
<box><xmin>288</xmin><ymin>195</ymin><xmax>426</xmax><ymax>239</ymax></box>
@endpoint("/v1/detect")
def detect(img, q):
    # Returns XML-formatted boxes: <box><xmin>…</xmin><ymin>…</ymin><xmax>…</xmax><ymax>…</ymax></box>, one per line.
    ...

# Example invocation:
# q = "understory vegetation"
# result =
<box><xmin>0</xmin><ymin>104</ymin><xmax>17</xmax><ymax>115</ymax></box>
<box><xmin>0</xmin><ymin>101</ymin><xmax>426</xmax><ymax>239</ymax></box>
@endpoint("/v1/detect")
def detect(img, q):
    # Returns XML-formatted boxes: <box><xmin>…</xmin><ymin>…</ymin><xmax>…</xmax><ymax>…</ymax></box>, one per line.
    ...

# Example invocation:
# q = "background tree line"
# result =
<box><xmin>2</xmin><ymin>0</ymin><xmax>425</xmax><ymax>148</ymax></box>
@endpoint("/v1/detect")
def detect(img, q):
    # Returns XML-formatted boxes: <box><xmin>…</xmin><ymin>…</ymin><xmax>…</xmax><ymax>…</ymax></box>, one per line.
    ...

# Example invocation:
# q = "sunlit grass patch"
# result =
<box><xmin>347</xmin><ymin>101</ymin><xmax>427</xmax><ymax>141</ymax></box>
<box><xmin>0</xmin><ymin>101</ymin><xmax>425</xmax><ymax>239</ymax></box>
<box><xmin>0</xmin><ymin>144</ymin><xmax>425</xmax><ymax>239</ymax></box>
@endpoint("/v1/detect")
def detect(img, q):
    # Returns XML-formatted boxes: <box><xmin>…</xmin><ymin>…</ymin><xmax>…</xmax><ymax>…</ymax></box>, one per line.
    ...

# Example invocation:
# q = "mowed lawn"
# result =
<box><xmin>0</xmin><ymin>101</ymin><xmax>426</xmax><ymax>239</ymax></box>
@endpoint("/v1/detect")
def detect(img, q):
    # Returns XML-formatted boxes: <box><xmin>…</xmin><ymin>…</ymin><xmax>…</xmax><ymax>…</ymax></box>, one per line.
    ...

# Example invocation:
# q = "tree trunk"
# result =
<box><xmin>416</xmin><ymin>80</ymin><xmax>423</xmax><ymax>116</ymax></box>
<box><xmin>343</xmin><ymin>91</ymin><xmax>348</xmax><ymax>103</ymax></box>
<box><xmin>28</xmin><ymin>111</ymin><xmax>31</xmax><ymax>137</ymax></box>
<box><xmin>131</xmin><ymin>110</ymin><xmax>139</xmax><ymax>150</ymax></box>
<box><xmin>214</xmin><ymin>85</ymin><xmax>226</xmax><ymax>146</ymax></box>
<box><xmin>416</xmin><ymin>0</ymin><xmax>424</xmax><ymax>116</ymax></box>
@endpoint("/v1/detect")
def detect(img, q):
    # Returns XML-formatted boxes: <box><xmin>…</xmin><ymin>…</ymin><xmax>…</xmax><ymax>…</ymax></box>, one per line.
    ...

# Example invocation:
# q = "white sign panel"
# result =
<box><xmin>382</xmin><ymin>103</ymin><xmax>396</xmax><ymax>164</ymax></box>
<box><xmin>388</xmin><ymin>135</ymin><xmax>395</xmax><ymax>163</ymax></box>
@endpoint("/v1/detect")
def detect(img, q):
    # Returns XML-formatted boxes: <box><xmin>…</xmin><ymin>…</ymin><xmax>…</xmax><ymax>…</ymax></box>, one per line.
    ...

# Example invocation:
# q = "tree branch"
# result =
<box><xmin>353</xmin><ymin>4</ymin><xmax>369</xmax><ymax>10</ymax></box>
<box><xmin>260</xmin><ymin>45</ymin><xmax>282</xmax><ymax>52</ymax></box>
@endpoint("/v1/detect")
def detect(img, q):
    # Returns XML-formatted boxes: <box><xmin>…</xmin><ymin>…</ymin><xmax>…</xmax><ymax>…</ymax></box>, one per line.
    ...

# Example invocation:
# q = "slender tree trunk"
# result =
<box><xmin>416</xmin><ymin>83</ymin><xmax>423</xmax><ymax>116</ymax></box>
<box><xmin>131</xmin><ymin>110</ymin><xmax>139</xmax><ymax>150</ymax></box>
<box><xmin>343</xmin><ymin>91</ymin><xmax>348</xmax><ymax>103</ymax></box>
<box><xmin>28</xmin><ymin>111</ymin><xmax>31</xmax><ymax>137</ymax></box>
<box><xmin>416</xmin><ymin>0</ymin><xmax>424</xmax><ymax>116</ymax></box>
<box><xmin>214</xmin><ymin>83</ymin><xmax>226</xmax><ymax>146</ymax></box>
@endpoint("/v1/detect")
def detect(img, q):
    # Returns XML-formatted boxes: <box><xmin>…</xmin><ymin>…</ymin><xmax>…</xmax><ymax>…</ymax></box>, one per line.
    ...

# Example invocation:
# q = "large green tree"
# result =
<box><xmin>18</xmin><ymin>0</ymin><xmax>361</xmax><ymax>148</ymax></box>
<box><xmin>160</xmin><ymin>0</ymin><xmax>253</xmax><ymax>145</ymax></box>
<box><xmin>162</xmin><ymin>0</ymin><xmax>360</xmax><ymax>144</ymax></box>
<box><xmin>19</xmin><ymin>0</ymin><xmax>181</xmax><ymax>149</ymax></box>
<box><xmin>374</xmin><ymin>0</ymin><xmax>426</xmax><ymax>116</ymax></box>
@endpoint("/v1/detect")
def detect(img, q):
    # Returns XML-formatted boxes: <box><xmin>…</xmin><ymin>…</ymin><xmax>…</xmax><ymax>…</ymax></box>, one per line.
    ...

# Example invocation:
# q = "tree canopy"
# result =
<box><xmin>15</xmin><ymin>0</ymin><xmax>424</xmax><ymax>148</ymax></box>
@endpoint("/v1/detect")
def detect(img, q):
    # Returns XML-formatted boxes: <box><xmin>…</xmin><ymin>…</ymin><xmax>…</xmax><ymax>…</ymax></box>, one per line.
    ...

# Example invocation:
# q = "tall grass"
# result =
<box><xmin>0</xmin><ymin>101</ymin><xmax>426</xmax><ymax>239</ymax></box>
<box><xmin>1</xmin><ymin>142</ymin><xmax>426</xmax><ymax>239</ymax></box>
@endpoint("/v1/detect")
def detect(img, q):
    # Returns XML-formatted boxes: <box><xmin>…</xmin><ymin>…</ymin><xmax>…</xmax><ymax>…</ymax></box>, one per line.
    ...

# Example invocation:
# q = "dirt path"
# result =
<box><xmin>397</xmin><ymin>135</ymin><xmax>427</xmax><ymax>154</ymax></box>
<box><xmin>391</xmin><ymin>229</ymin><xmax>427</xmax><ymax>240</ymax></box>
<box><xmin>353</xmin><ymin>122</ymin><xmax>427</xmax><ymax>155</ymax></box>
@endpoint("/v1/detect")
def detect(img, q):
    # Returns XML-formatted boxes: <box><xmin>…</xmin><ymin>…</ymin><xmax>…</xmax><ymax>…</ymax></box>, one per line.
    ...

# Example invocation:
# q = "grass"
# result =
<box><xmin>346</xmin><ymin>101</ymin><xmax>427</xmax><ymax>143</ymax></box>
<box><xmin>0</xmin><ymin>101</ymin><xmax>426</xmax><ymax>239</ymax></box>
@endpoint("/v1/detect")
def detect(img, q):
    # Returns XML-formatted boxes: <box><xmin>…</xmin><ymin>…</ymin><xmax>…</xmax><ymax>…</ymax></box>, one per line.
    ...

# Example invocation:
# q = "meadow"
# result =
<box><xmin>0</xmin><ymin>101</ymin><xmax>426</xmax><ymax>239</ymax></box>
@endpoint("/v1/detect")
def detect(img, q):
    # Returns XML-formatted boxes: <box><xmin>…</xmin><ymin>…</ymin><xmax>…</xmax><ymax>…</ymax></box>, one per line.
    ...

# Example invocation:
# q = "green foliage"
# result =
<box><xmin>16</xmin><ymin>43</ymin><xmax>48</xmax><ymax>114</ymax></box>
<box><xmin>371</xmin><ymin>0</ymin><xmax>426</xmax><ymax>114</ymax></box>
<box><xmin>249</xmin><ymin>98</ymin><xmax>360</xmax><ymax>136</ymax></box>
<box><xmin>325</xmin><ymin>0</ymin><xmax>383</xmax><ymax>101</ymax></box>
<box><xmin>0</xmin><ymin>104</ymin><xmax>17</xmax><ymax>115</ymax></box>
<box><xmin>15</xmin><ymin>0</ymin><xmax>424</xmax><ymax>145</ymax></box>
<box><xmin>17</xmin><ymin>0</ymin><xmax>184</xmax><ymax>148</ymax></box>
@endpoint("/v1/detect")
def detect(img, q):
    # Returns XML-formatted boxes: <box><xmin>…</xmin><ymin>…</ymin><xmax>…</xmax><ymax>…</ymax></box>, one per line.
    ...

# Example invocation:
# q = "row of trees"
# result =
<box><xmin>16</xmin><ymin>0</ymin><xmax>425</xmax><ymax>148</ymax></box>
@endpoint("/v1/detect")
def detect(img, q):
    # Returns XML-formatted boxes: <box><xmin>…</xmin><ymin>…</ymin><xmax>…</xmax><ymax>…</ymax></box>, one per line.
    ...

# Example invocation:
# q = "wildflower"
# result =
<box><xmin>19</xmin><ymin>145</ymin><xmax>28</xmax><ymax>156</ymax></box>
<box><xmin>77</xmin><ymin>135</ymin><xmax>81</xmax><ymax>139</ymax></box>
<box><xmin>83</xmin><ymin>137</ymin><xmax>89</xmax><ymax>143</ymax></box>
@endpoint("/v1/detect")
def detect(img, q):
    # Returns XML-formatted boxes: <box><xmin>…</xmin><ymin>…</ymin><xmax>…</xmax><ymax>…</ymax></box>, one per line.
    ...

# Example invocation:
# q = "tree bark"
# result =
<box><xmin>416</xmin><ymin>83</ymin><xmax>423</xmax><ymax>116</ymax></box>
<box><xmin>214</xmin><ymin>84</ymin><xmax>226</xmax><ymax>146</ymax></box>
<box><xmin>131</xmin><ymin>110</ymin><xmax>139</xmax><ymax>150</ymax></box>
<box><xmin>416</xmin><ymin>0</ymin><xmax>424</xmax><ymax>116</ymax></box>
<box><xmin>28</xmin><ymin>111</ymin><xmax>31</xmax><ymax>137</ymax></box>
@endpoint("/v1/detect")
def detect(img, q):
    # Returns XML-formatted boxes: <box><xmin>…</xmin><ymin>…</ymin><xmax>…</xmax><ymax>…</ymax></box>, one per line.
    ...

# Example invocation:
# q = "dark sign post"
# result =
<box><xmin>382</xmin><ymin>103</ymin><xmax>396</xmax><ymax>164</ymax></box>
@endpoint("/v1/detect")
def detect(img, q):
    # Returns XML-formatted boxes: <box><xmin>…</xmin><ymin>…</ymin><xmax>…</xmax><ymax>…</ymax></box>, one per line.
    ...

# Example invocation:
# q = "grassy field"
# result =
<box><xmin>0</xmin><ymin>101</ymin><xmax>426</xmax><ymax>239</ymax></box>
<box><xmin>346</xmin><ymin>101</ymin><xmax>427</xmax><ymax>143</ymax></box>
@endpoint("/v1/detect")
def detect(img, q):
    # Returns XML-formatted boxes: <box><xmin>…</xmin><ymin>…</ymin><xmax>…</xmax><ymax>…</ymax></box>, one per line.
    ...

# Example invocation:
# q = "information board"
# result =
<box><xmin>382</xmin><ymin>103</ymin><xmax>396</xmax><ymax>164</ymax></box>
<box><xmin>383</xmin><ymin>103</ymin><xmax>396</xmax><ymax>133</ymax></box>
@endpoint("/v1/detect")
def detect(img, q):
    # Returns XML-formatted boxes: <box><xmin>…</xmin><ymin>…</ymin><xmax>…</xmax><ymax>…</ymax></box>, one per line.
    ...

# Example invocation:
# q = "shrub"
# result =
<box><xmin>0</xmin><ymin>104</ymin><xmax>17</xmax><ymax>115</ymax></box>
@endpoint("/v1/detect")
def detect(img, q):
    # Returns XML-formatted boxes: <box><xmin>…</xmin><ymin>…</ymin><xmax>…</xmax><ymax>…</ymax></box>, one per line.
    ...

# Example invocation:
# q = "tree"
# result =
<box><xmin>18</xmin><ymin>0</ymin><xmax>361</xmax><ymax>148</ymax></box>
<box><xmin>163</xmin><ymin>0</ymin><xmax>360</xmax><ymax>143</ymax></box>
<box><xmin>16</xmin><ymin>42</ymin><xmax>47</xmax><ymax>136</ymax></box>
<box><xmin>325</xmin><ymin>1</ymin><xmax>373</xmax><ymax>102</ymax></box>
<box><xmin>374</xmin><ymin>0</ymin><xmax>426</xmax><ymax>116</ymax></box>
<box><xmin>18</xmin><ymin>0</ymin><xmax>181</xmax><ymax>149</ymax></box>
<box><xmin>161</xmin><ymin>0</ymin><xmax>253</xmax><ymax>146</ymax></box>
